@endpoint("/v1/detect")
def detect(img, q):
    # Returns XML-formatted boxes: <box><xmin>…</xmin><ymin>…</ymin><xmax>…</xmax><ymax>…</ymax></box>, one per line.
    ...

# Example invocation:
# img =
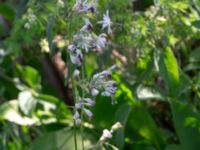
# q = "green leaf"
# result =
<box><xmin>18</xmin><ymin>90</ymin><xmax>37</xmax><ymax>116</ymax></box>
<box><xmin>17</xmin><ymin>65</ymin><xmax>41</xmax><ymax>91</ymax></box>
<box><xmin>190</xmin><ymin>47</ymin><xmax>200</xmax><ymax>62</ymax></box>
<box><xmin>0</xmin><ymin>100</ymin><xmax>38</xmax><ymax>125</ymax></box>
<box><xmin>129</xmin><ymin>102</ymin><xmax>166</xmax><ymax>149</ymax></box>
<box><xmin>192</xmin><ymin>20</ymin><xmax>200</xmax><ymax>29</ymax></box>
<box><xmin>159</xmin><ymin>47</ymin><xmax>179</xmax><ymax>96</ymax></box>
<box><xmin>31</xmin><ymin>128</ymin><xmax>92</xmax><ymax>150</ymax></box>
<box><xmin>115</xmin><ymin>104</ymin><xmax>131</xmax><ymax>149</ymax></box>
<box><xmin>170</xmin><ymin>100</ymin><xmax>200</xmax><ymax>150</ymax></box>
<box><xmin>0</xmin><ymin>4</ymin><xmax>14</xmax><ymax>21</ymax></box>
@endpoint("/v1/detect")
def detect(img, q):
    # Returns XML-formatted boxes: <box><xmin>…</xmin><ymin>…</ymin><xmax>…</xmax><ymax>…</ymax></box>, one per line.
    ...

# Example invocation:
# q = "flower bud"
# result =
<box><xmin>83</xmin><ymin>108</ymin><xmax>93</xmax><ymax>118</ymax></box>
<box><xmin>111</xmin><ymin>122</ymin><xmax>123</xmax><ymax>132</ymax></box>
<box><xmin>91</xmin><ymin>88</ymin><xmax>99</xmax><ymax>97</ymax></box>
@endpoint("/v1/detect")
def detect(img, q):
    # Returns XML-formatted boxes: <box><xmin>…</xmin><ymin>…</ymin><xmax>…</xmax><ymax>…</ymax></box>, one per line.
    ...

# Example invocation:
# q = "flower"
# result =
<box><xmin>91</xmin><ymin>88</ymin><xmax>99</xmax><ymax>97</ymax></box>
<box><xmin>93</xmin><ymin>33</ymin><xmax>107</xmax><ymax>50</ymax></box>
<box><xmin>73</xmin><ymin>111</ymin><xmax>81</xmax><ymax>125</ymax></box>
<box><xmin>90</xmin><ymin>69</ymin><xmax>118</xmax><ymax>99</ymax></box>
<box><xmin>83</xmin><ymin>108</ymin><xmax>93</xmax><ymax>118</ymax></box>
<box><xmin>40</xmin><ymin>38</ymin><xmax>50</xmax><ymax>53</ymax></box>
<box><xmin>80</xmin><ymin>19</ymin><xmax>93</xmax><ymax>32</ymax></box>
<box><xmin>111</xmin><ymin>122</ymin><xmax>122</xmax><ymax>132</ymax></box>
<box><xmin>100</xmin><ymin>129</ymin><xmax>112</xmax><ymax>141</ymax></box>
<box><xmin>102</xmin><ymin>81</ymin><xmax>117</xmax><ymax>97</ymax></box>
<box><xmin>84</xmin><ymin>98</ymin><xmax>95</xmax><ymax>106</ymax></box>
<box><xmin>73</xmin><ymin>0</ymin><xmax>96</xmax><ymax>13</ymax></box>
<box><xmin>98</xmin><ymin>10</ymin><xmax>112</xmax><ymax>34</ymax></box>
<box><xmin>74</xmin><ymin>33</ymin><xmax>93</xmax><ymax>52</ymax></box>
<box><xmin>68</xmin><ymin>47</ymin><xmax>83</xmax><ymax>65</ymax></box>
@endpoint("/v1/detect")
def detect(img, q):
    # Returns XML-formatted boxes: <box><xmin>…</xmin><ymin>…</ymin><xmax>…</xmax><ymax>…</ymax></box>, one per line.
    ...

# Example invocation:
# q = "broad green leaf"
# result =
<box><xmin>18</xmin><ymin>90</ymin><xmax>37</xmax><ymax>116</ymax></box>
<box><xmin>31</xmin><ymin>128</ymin><xmax>92</xmax><ymax>150</ymax></box>
<box><xmin>164</xmin><ymin>144</ymin><xmax>180</xmax><ymax>150</ymax></box>
<box><xmin>189</xmin><ymin>47</ymin><xmax>200</xmax><ymax>62</ymax></box>
<box><xmin>0</xmin><ymin>100</ymin><xmax>39</xmax><ymax>125</ymax></box>
<box><xmin>115</xmin><ymin>104</ymin><xmax>131</xmax><ymax>149</ymax></box>
<box><xmin>129</xmin><ymin>102</ymin><xmax>166</xmax><ymax>149</ymax></box>
<box><xmin>0</xmin><ymin>4</ymin><xmax>14</xmax><ymax>21</ymax></box>
<box><xmin>192</xmin><ymin>20</ymin><xmax>200</xmax><ymax>29</ymax></box>
<box><xmin>170</xmin><ymin>100</ymin><xmax>200</xmax><ymax>150</ymax></box>
<box><xmin>17</xmin><ymin>65</ymin><xmax>41</xmax><ymax>91</ymax></box>
<box><xmin>159</xmin><ymin>47</ymin><xmax>179</xmax><ymax>96</ymax></box>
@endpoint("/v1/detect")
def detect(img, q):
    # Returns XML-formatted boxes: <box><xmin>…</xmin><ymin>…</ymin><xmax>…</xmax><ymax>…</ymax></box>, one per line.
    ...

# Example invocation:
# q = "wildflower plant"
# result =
<box><xmin>66</xmin><ymin>0</ymin><xmax>119</xmax><ymax>149</ymax></box>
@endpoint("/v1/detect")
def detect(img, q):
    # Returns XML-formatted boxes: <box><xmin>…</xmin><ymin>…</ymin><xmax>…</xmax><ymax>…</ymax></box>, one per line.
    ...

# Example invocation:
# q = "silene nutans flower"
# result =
<box><xmin>98</xmin><ymin>10</ymin><xmax>112</xmax><ymax>34</ymax></box>
<box><xmin>67</xmin><ymin>45</ymin><xmax>83</xmax><ymax>65</ymax></box>
<box><xmin>73</xmin><ymin>0</ymin><xmax>97</xmax><ymax>13</ymax></box>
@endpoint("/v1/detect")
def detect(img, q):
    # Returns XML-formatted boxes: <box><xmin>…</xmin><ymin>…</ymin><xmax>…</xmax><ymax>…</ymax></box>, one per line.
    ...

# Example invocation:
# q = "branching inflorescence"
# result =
<box><xmin>66</xmin><ymin>0</ymin><xmax>121</xmax><ymax>149</ymax></box>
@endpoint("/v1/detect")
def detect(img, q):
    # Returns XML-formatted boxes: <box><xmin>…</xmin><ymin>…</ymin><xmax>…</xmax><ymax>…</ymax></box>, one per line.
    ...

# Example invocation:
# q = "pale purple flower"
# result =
<box><xmin>98</xmin><ymin>10</ymin><xmax>112</xmax><ymax>34</ymax></box>
<box><xmin>74</xmin><ymin>34</ymin><xmax>93</xmax><ymax>52</ymax></box>
<box><xmin>80</xmin><ymin>19</ymin><xmax>93</xmax><ymax>32</ymax></box>
<box><xmin>93</xmin><ymin>33</ymin><xmax>107</xmax><ymax>49</ymax></box>
<box><xmin>69</xmin><ymin>48</ymin><xmax>83</xmax><ymax>65</ymax></box>
<box><xmin>84</xmin><ymin>98</ymin><xmax>95</xmax><ymax>106</ymax></box>
<box><xmin>83</xmin><ymin>108</ymin><xmax>93</xmax><ymax>118</ymax></box>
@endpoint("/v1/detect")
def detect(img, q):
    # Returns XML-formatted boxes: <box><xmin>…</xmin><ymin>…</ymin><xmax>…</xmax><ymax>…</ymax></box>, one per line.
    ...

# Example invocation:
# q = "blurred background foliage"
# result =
<box><xmin>0</xmin><ymin>0</ymin><xmax>200</xmax><ymax>149</ymax></box>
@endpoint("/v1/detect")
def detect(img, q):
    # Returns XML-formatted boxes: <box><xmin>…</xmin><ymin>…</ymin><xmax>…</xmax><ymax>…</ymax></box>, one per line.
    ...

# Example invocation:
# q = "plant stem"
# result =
<box><xmin>73</xmin><ymin>120</ymin><xmax>78</xmax><ymax>150</ymax></box>
<box><xmin>81</xmin><ymin>64</ymin><xmax>85</xmax><ymax>150</ymax></box>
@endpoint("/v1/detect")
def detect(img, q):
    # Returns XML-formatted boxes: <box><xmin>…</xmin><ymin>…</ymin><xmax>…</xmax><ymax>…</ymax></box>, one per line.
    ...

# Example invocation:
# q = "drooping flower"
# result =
<box><xmin>100</xmin><ymin>129</ymin><xmax>112</xmax><ymax>141</ymax></box>
<box><xmin>98</xmin><ymin>10</ymin><xmax>112</xmax><ymax>34</ymax></box>
<box><xmin>68</xmin><ymin>45</ymin><xmax>83</xmax><ymax>65</ymax></box>
<box><xmin>90</xmin><ymin>68</ymin><xmax>118</xmax><ymax>98</ymax></box>
<box><xmin>93</xmin><ymin>33</ymin><xmax>107</xmax><ymax>50</ymax></box>
<box><xmin>74</xmin><ymin>33</ymin><xmax>93</xmax><ymax>52</ymax></box>
<box><xmin>73</xmin><ymin>0</ymin><xmax>96</xmax><ymax>13</ymax></box>
<box><xmin>80</xmin><ymin>19</ymin><xmax>93</xmax><ymax>32</ymax></box>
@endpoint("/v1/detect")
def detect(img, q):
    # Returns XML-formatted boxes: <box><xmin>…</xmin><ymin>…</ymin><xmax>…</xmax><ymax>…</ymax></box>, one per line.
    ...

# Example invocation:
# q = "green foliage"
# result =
<box><xmin>1</xmin><ymin>0</ymin><xmax>200</xmax><ymax>149</ymax></box>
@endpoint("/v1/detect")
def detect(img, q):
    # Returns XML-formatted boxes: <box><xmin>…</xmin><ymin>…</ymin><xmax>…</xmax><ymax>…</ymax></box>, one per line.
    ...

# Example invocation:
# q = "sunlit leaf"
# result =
<box><xmin>170</xmin><ymin>100</ymin><xmax>200</xmax><ymax>150</ymax></box>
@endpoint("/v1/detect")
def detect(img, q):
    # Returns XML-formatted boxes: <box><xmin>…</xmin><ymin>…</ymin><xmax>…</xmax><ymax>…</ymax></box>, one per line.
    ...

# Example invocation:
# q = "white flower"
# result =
<box><xmin>98</xmin><ymin>10</ymin><xmax>112</xmax><ymax>34</ymax></box>
<box><xmin>100</xmin><ymin>129</ymin><xmax>112</xmax><ymax>141</ymax></box>
<box><xmin>83</xmin><ymin>108</ymin><xmax>93</xmax><ymax>118</ymax></box>
<box><xmin>111</xmin><ymin>122</ymin><xmax>122</xmax><ymax>132</ymax></box>
<box><xmin>40</xmin><ymin>38</ymin><xmax>50</xmax><ymax>53</ymax></box>
<box><xmin>73</xmin><ymin>69</ymin><xmax>80</xmax><ymax>78</ymax></box>
<box><xmin>91</xmin><ymin>88</ymin><xmax>99</xmax><ymax>97</ymax></box>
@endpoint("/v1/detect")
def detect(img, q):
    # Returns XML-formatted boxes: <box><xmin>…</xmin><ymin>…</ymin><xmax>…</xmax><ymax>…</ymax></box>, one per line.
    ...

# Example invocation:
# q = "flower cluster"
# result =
<box><xmin>67</xmin><ymin>0</ymin><xmax>112</xmax><ymax>66</ymax></box>
<box><xmin>73</xmin><ymin>97</ymin><xmax>95</xmax><ymax>125</ymax></box>
<box><xmin>73</xmin><ymin>0</ymin><xmax>97</xmax><ymax>13</ymax></box>
<box><xmin>23</xmin><ymin>9</ymin><xmax>37</xmax><ymax>29</ymax></box>
<box><xmin>69</xmin><ymin>0</ymin><xmax>117</xmax><ymax>125</ymax></box>
<box><xmin>90</xmin><ymin>69</ymin><xmax>118</xmax><ymax>97</ymax></box>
